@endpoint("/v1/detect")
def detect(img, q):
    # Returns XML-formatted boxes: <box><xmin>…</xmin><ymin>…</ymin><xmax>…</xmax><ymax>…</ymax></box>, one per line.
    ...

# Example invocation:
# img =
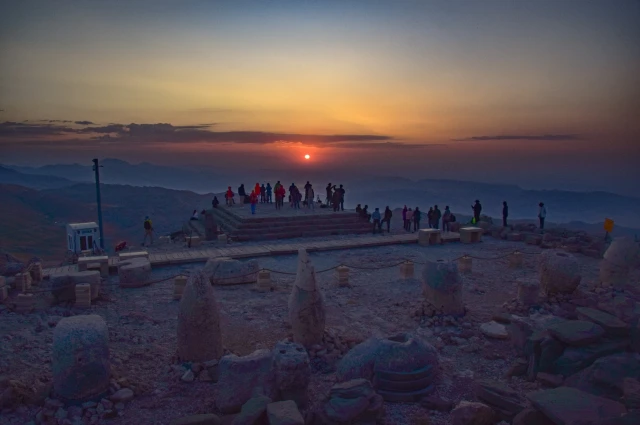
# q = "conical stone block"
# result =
<box><xmin>288</xmin><ymin>249</ymin><xmax>326</xmax><ymax>348</ymax></box>
<box><xmin>177</xmin><ymin>272</ymin><xmax>223</xmax><ymax>362</ymax></box>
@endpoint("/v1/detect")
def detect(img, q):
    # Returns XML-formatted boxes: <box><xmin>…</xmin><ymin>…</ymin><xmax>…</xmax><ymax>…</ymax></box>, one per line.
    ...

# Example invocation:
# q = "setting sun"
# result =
<box><xmin>304</xmin><ymin>154</ymin><xmax>310</xmax><ymax>160</ymax></box>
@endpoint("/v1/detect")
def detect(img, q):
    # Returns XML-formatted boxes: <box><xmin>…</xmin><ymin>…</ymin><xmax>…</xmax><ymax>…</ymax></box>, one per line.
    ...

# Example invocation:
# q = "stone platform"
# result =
<box><xmin>209</xmin><ymin>205</ymin><xmax>374</xmax><ymax>242</ymax></box>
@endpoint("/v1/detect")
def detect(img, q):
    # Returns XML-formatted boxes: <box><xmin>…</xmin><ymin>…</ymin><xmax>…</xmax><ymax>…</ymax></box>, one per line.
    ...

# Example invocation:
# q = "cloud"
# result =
<box><xmin>452</xmin><ymin>134</ymin><xmax>581</xmax><ymax>142</ymax></box>
<box><xmin>0</xmin><ymin>120</ymin><xmax>395</xmax><ymax>147</ymax></box>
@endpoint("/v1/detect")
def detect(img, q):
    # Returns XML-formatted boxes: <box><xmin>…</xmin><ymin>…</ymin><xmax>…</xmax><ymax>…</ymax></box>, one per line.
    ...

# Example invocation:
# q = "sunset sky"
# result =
<box><xmin>1</xmin><ymin>0</ymin><xmax>639</xmax><ymax>194</ymax></box>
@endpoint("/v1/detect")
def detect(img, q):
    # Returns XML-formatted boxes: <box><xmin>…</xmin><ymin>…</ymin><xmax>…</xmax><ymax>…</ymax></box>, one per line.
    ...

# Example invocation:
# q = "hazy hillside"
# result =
<box><xmin>0</xmin><ymin>183</ymin><xmax>216</xmax><ymax>261</ymax></box>
<box><xmin>0</xmin><ymin>165</ymin><xmax>76</xmax><ymax>190</ymax></box>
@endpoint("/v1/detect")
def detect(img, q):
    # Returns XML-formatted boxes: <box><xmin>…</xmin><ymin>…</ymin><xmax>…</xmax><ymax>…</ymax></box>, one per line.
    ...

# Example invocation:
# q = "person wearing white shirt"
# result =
<box><xmin>538</xmin><ymin>202</ymin><xmax>547</xmax><ymax>233</ymax></box>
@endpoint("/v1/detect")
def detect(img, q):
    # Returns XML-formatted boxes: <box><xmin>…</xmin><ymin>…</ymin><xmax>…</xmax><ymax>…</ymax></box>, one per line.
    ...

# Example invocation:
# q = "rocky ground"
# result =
<box><xmin>1</xmin><ymin>235</ymin><xmax>639</xmax><ymax>425</ymax></box>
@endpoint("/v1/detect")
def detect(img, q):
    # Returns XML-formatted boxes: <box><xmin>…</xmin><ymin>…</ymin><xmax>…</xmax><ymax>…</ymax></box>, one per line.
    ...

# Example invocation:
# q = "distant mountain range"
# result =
<box><xmin>1</xmin><ymin>159</ymin><xmax>638</xmax><ymax>261</ymax></box>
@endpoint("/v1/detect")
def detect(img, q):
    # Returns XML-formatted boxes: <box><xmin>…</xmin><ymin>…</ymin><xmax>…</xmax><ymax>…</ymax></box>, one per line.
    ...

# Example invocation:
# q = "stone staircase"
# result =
<box><xmin>208</xmin><ymin>207</ymin><xmax>374</xmax><ymax>241</ymax></box>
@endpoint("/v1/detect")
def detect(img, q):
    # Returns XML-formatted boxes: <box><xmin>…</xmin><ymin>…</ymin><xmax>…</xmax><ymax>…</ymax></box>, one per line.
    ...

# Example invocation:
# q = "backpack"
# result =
<box><xmin>144</xmin><ymin>220</ymin><xmax>151</xmax><ymax>230</ymax></box>
<box><xmin>450</xmin><ymin>214</ymin><xmax>456</xmax><ymax>223</ymax></box>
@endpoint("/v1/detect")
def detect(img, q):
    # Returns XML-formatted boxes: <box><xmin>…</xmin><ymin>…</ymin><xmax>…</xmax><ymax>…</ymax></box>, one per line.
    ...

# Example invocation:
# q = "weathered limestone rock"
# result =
<box><xmin>69</xmin><ymin>270</ymin><xmax>101</xmax><ymax>300</ymax></box>
<box><xmin>553</xmin><ymin>339</ymin><xmax>630</xmax><ymax>377</ymax></box>
<box><xmin>600</xmin><ymin>237</ymin><xmax>640</xmax><ymax>289</ymax></box>
<box><xmin>508</xmin><ymin>317</ymin><xmax>533</xmax><ymax>355</ymax></box>
<box><xmin>319</xmin><ymin>379</ymin><xmax>384</xmax><ymax>424</ymax></box>
<box><xmin>547</xmin><ymin>320</ymin><xmax>605</xmax><ymax>346</ymax></box>
<box><xmin>422</xmin><ymin>260</ymin><xmax>465</xmax><ymax>316</ymax></box>
<box><xmin>266</xmin><ymin>400</ymin><xmax>304</xmax><ymax>425</ymax></box>
<box><xmin>575</xmin><ymin>307</ymin><xmax>629</xmax><ymax>337</ymax></box>
<box><xmin>528</xmin><ymin>387</ymin><xmax>627</xmax><ymax>425</ymax></box>
<box><xmin>336</xmin><ymin>266</ymin><xmax>349</xmax><ymax>287</ymax></box>
<box><xmin>15</xmin><ymin>272</ymin><xmax>32</xmax><ymax>292</ymax></box>
<box><xmin>288</xmin><ymin>249</ymin><xmax>326</xmax><ymax>348</ymax></box>
<box><xmin>450</xmin><ymin>401</ymin><xmax>494</xmax><ymax>425</ymax></box>
<box><xmin>232</xmin><ymin>396</ymin><xmax>272</xmax><ymax>425</ymax></box>
<box><xmin>177</xmin><ymin>272</ymin><xmax>223</xmax><ymax>362</ymax></box>
<box><xmin>173</xmin><ymin>275</ymin><xmax>188</xmax><ymax>300</ymax></box>
<box><xmin>480</xmin><ymin>321</ymin><xmax>509</xmax><ymax>339</ymax></box>
<box><xmin>52</xmin><ymin>315</ymin><xmax>110</xmax><ymax>402</ymax></box>
<box><xmin>30</xmin><ymin>262</ymin><xmax>43</xmax><ymax>283</ymax></box>
<box><xmin>516</xmin><ymin>278</ymin><xmax>540</xmax><ymax>306</ymax></box>
<box><xmin>400</xmin><ymin>261</ymin><xmax>414</xmax><ymax>279</ymax></box>
<box><xmin>273</xmin><ymin>341</ymin><xmax>311</xmax><ymax>407</ymax></box>
<box><xmin>118</xmin><ymin>257</ymin><xmax>151</xmax><ymax>288</ymax></box>
<box><xmin>14</xmin><ymin>293</ymin><xmax>35</xmax><ymax>313</ymax></box>
<box><xmin>564</xmin><ymin>353</ymin><xmax>640</xmax><ymax>402</ymax></box>
<box><xmin>216</xmin><ymin>349</ymin><xmax>276</xmax><ymax>413</ymax></box>
<box><xmin>256</xmin><ymin>270</ymin><xmax>272</xmax><ymax>292</ymax></box>
<box><xmin>74</xmin><ymin>283</ymin><xmax>91</xmax><ymax>309</ymax></box>
<box><xmin>512</xmin><ymin>408</ymin><xmax>555</xmax><ymax>425</ymax></box>
<box><xmin>509</xmin><ymin>251</ymin><xmax>524</xmax><ymax>268</ymax></box>
<box><xmin>203</xmin><ymin>257</ymin><xmax>259</xmax><ymax>285</ymax></box>
<box><xmin>458</xmin><ymin>256</ymin><xmax>472</xmax><ymax>274</ymax></box>
<box><xmin>539</xmin><ymin>250</ymin><xmax>582</xmax><ymax>294</ymax></box>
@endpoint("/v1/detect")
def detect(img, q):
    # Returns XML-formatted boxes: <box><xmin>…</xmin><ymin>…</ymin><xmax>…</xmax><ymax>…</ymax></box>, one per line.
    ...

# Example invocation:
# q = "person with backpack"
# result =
<box><xmin>266</xmin><ymin>183</ymin><xmax>272</xmax><ymax>203</ymax></box>
<box><xmin>538</xmin><ymin>202</ymin><xmax>547</xmax><ymax>233</ymax></box>
<box><xmin>502</xmin><ymin>201</ymin><xmax>509</xmax><ymax>227</ymax></box>
<box><xmin>413</xmin><ymin>207</ymin><xmax>422</xmax><ymax>232</ymax></box>
<box><xmin>381</xmin><ymin>206</ymin><xmax>393</xmax><ymax>233</ymax></box>
<box><xmin>471</xmin><ymin>200</ymin><xmax>482</xmax><ymax>224</ymax></box>
<box><xmin>143</xmin><ymin>216</ymin><xmax>154</xmax><ymax>246</ymax></box>
<box><xmin>433</xmin><ymin>205</ymin><xmax>442</xmax><ymax>230</ymax></box>
<box><xmin>442</xmin><ymin>206</ymin><xmax>452</xmax><ymax>232</ymax></box>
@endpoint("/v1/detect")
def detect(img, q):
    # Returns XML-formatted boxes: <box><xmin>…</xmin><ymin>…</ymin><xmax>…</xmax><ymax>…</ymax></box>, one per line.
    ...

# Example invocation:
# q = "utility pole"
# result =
<box><xmin>92</xmin><ymin>159</ymin><xmax>105</xmax><ymax>250</ymax></box>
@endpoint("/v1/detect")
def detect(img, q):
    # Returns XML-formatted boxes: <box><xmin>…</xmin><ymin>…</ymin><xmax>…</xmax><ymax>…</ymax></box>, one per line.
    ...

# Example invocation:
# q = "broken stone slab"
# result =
<box><xmin>512</xmin><ymin>407</ymin><xmax>555</xmax><ymax>425</ymax></box>
<box><xmin>547</xmin><ymin>320</ymin><xmax>605</xmax><ymax>346</ymax></box>
<box><xmin>118</xmin><ymin>257</ymin><xmax>151</xmax><ymax>288</ymax></box>
<box><xmin>517</xmin><ymin>278</ymin><xmax>540</xmax><ymax>306</ymax></box>
<box><xmin>232</xmin><ymin>396</ymin><xmax>271</xmax><ymax>425</ymax></box>
<box><xmin>287</xmin><ymin>249</ymin><xmax>326</xmax><ymax>348</ymax></box>
<box><xmin>508</xmin><ymin>317</ymin><xmax>533</xmax><ymax>355</ymax></box>
<box><xmin>52</xmin><ymin>315</ymin><xmax>110</xmax><ymax>403</ymax></box>
<box><xmin>177</xmin><ymin>272</ymin><xmax>223</xmax><ymax>363</ymax></box>
<box><xmin>473</xmin><ymin>380</ymin><xmax>526</xmax><ymax>418</ymax></box>
<box><xmin>450</xmin><ymin>401</ymin><xmax>494</xmax><ymax>425</ymax></box>
<box><xmin>553</xmin><ymin>338</ymin><xmax>630</xmax><ymax>377</ymax></box>
<box><xmin>537</xmin><ymin>373</ymin><xmax>564</xmax><ymax>388</ymax></box>
<box><xmin>216</xmin><ymin>349</ymin><xmax>276</xmax><ymax>414</ymax></box>
<box><xmin>420</xmin><ymin>394</ymin><xmax>453</xmax><ymax>412</ymax></box>
<box><xmin>564</xmin><ymin>353</ymin><xmax>640</xmax><ymax>402</ymax></box>
<box><xmin>480</xmin><ymin>321</ymin><xmax>509</xmax><ymax>339</ymax></box>
<box><xmin>169</xmin><ymin>414</ymin><xmax>220</xmax><ymax>425</ymax></box>
<box><xmin>576</xmin><ymin>307</ymin><xmax>629</xmax><ymax>337</ymax></box>
<box><xmin>273</xmin><ymin>340</ymin><xmax>311</xmax><ymax>408</ymax></box>
<box><xmin>539</xmin><ymin>250</ymin><xmax>582</xmax><ymax>295</ymax></box>
<box><xmin>422</xmin><ymin>259</ymin><xmax>465</xmax><ymax>316</ymax></box>
<box><xmin>266</xmin><ymin>400</ymin><xmax>304</xmax><ymax>425</ymax></box>
<box><xmin>320</xmin><ymin>379</ymin><xmax>384</xmax><ymax>424</ymax></box>
<box><xmin>528</xmin><ymin>387</ymin><xmax>627</xmax><ymax>425</ymax></box>
<box><xmin>538</xmin><ymin>337</ymin><xmax>565</xmax><ymax>373</ymax></box>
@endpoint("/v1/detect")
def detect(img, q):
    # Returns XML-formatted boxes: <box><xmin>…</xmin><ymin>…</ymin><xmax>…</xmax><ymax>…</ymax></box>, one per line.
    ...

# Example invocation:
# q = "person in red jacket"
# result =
<box><xmin>275</xmin><ymin>184</ymin><xmax>286</xmax><ymax>210</ymax></box>
<box><xmin>225</xmin><ymin>187</ymin><xmax>235</xmax><ymax>206</ymax></box>
<box><xmin>250</xmin><ymin>190</ymin><xmax>258</xmax><ymax>214</ymax></box>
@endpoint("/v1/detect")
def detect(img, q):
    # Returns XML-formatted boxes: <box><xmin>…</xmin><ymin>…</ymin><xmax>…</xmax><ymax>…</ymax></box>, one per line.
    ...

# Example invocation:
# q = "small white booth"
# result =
<box><xmin>66</xmin><ymin>222</ymin><xmax>100</xmax><ymax>254</ymax></box>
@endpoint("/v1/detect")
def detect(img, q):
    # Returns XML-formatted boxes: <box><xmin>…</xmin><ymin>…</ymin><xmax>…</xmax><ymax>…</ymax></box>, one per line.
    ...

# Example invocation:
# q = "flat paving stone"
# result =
<box><xmin>528</xmin><ymin>387</ymin><xmax>627</xmax><ymax>425</ymax></box>
<box><xmin>547</xmin><ymin>320</ymin><xmax>605</xmax><ymax>346</ymax></box>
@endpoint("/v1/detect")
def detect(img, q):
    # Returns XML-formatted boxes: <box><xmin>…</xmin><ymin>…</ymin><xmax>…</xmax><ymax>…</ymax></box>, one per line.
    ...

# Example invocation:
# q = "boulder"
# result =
<box><xmin>319</xmin><ymin>379</ymin><xmax>384</xmax><ymax>424</ymax></box>
<box><xmin>450</xmin><ymin>401</ymin><xmax>494</xmax><ymax>425</ymax></box>
<box><xmin>422</xmin><ymin>259</ymin><xmax>465</xmax><ymax>316</ymax></box>
<box><xmin>508</xmin><ymin>317</ymin><xmax>534</xmax><ymax>355</ymax></box>
<box><xmin>216</xmin><ymin>349</ymin><xmax>276</xmax><ymax>414</ymax></box>
<box><xmin>480</xmin><ymin>321</ymin><xmax>509</xmax><ymax>339</ymax></box>
<box><xmin>547</xmin><ymin>320</ymin><xmax>605</xmax><ymax>346</ymax></box>
<box><xmin>539</xmin><ymin>251</ymin><xmax>582</xmax><ymax>294</ymax></box>
<box><xmin>288</xmin><ymin>249</ymin><xmax>325</xmax><ymax>348</ymax></box>
<box><xmin>177</xmin><ymin>272</ymin><xmax>223</xmax><ymax>362</ymax></box>
<box><xmin>528</xmin><ymin>387</ymin><xmax>627</xmax><ymax>425</ymax></box>
<box><xmin>273</xmin><ymin>340</ymin><xmax>311</xmax><ymax>408</ymax></box>
<box><xmin>564</xmin><ymin>353</ymin><xmax>640</xmax><ymax>402</ymax></box>
<box><xmin>118</xmin><ymin>257</ymin><xmax>151</xmax><ymax>287</ymax></box>
<box><xmin>232</xmin><ymin>396</ymin><xmax>271</xmax><ymax>425</ymax></box>
<box><xmin>266</xmin><ymin>400</ymin><xmax>304</xmax><ymax>425</ymax></box>
<box><xmin>203</xmin><ymin>257</ymin><xmax>259</xmax><ymax>285</ymax></box>
<box><xmin>52</xmin><ymin>315</ymin><xmax>110</xmax><ymax>402</ymax></box>
<box><xmin>68</xmin><ymin>270</ymin><xmax>101</xmax><ymax>300</ymax></box>
<box><xmin>554</xmin><ymin>339</ymin><xmax>630</xmax><ymax>377</ymax></box>
<box><xmin>512</xmin><ymin>408</ymin><xmax>555</xmax><ymax>425</ymax></box>
<box><xmin>600</xmin><ymin>238</ymin><xmax>639</xmax><ymax>289</ymax></box>
<box><xmin>576</xmin><ymin>307</ymin><xmax>629</xmax><ymax>337</ymax></box>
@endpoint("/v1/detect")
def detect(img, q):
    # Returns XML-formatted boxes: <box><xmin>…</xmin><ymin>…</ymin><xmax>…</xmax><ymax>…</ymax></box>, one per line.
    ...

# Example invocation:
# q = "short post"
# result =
<box><xmin>75</xmin><ymin>284</ymin><xmax>92</xmax><ymax>309</ymax></box>
<box><xmin>458</xmin><ymin>256</ymin><xmax>472</xmax><ymax>274</ymax></box>
<box><xmin>337</xmin><ymin>266</ymin><xmax>349</xmax><ymax>287</ymax></box>
<box><xmin>15</xmin><ymin>293</ymin><xmax>35</xmax><ymax>314</ymax></box>
<box><xmin>16</xmin><ymin>272</ymin><xmax>32</xmax><ymax>292</ymax></box>
<box><xmin>256</xmin><ymin>270</ymin><xmax>272</xmax><ymax>292</ymax></box>
<box><xmin>509</xmin><ymin>251</ymin><xmax>523</xmax><ymax>269</ymax></box>
<box><xmin>173</xmin><ymin>275</ymin><xmax>188</xmax><ymax>300</ymax></box>
<box><xmin>30</xmin><ymin>263</ymin><xmax>43</xmax><ymax>284</ymax></box>
<box><xmin>400</xmin><ymin>261</ymin><xmax>414</xmax><ymax>279</ymax></box>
